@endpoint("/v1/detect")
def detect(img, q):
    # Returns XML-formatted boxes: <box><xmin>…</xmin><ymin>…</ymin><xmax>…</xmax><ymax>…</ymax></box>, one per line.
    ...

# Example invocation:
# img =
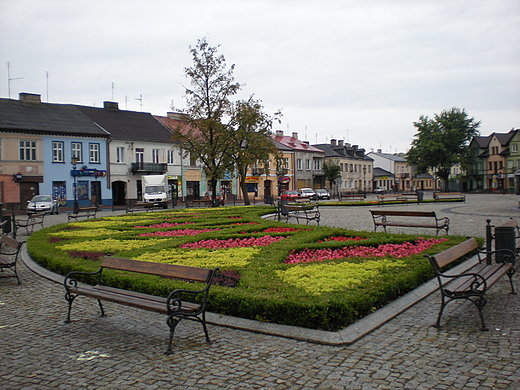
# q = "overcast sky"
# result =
<box><xmin>1</xmin><ymin>0</ymin><xmax>519</xmax><ymax>153</ymax></box>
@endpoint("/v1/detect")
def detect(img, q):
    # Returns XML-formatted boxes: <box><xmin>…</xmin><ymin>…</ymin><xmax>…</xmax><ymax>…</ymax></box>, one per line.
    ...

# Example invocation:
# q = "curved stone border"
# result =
<box><xmin>20</xmin><ymin>244</ymin><xmax>480</xmax><ymax>345</ymax></box>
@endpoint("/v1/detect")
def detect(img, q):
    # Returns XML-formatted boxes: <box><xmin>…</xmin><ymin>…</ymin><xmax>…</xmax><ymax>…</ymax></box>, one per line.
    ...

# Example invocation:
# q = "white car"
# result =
<box><xmin>27</xmin><ymin>195</ymin><xmax>60</xmax><ymax>215</ymax></box>
<box><xmin>315</xmin><ymin>189</ymin><xmax>331</xmax><ymax>200</ymax></box>
<box><xmin>298</xmin><ymin>188</ymin><xmax>317</xmax><ymax>200</ymax></box>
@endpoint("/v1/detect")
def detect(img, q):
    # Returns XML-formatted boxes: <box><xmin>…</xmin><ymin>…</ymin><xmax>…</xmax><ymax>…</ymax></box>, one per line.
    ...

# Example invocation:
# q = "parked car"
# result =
<box><xmin>374</xmin><ymin>186</ymin><xmax>387</xmax><ymax>194</ymax></box>
<box><xmin>26</xmin><ymin>195</ymin><xmax>60</xmax><ymax>215</ymax></box>
<box><xmin>315</xmin><ymin>188</ymin><xmax>331</xmax><ymax>200</ymax></box>
<box><xmin>298</xmin><ymin>188</ymin><xmax>318</xmax><ymax>200</ymax></box>
<box><xmin>280</xmin><ymin>190</ymin><xmax>299</xmax><ymax>201</ymax></box>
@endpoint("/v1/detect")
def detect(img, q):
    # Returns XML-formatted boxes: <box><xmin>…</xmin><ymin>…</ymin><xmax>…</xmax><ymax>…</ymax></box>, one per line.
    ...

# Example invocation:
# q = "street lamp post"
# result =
<box><xmin>363</xmin><ymin>166</ymin><xmax>367</xmax><ymax>198</ymax></box>
<box><xmin>71</xmin><ymin>157</ymin><xmax>79</xmax><ymax>214</ymax></box>
<box><xmin>94</xmin><ymin>168</ymin><xmax>99</xmax><ymax>207</ymax></box>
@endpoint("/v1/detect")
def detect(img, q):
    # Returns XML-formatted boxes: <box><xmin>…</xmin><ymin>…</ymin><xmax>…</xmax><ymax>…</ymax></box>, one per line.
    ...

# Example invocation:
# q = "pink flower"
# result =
<box><xmin>284</xmin><ymin>237</ymin><xmax>448</xmax><ymax>264</ymax></box>
<box><xmin>180</xmin><ymin>235</ymin><xmax>286</xmax><ymax>249</ymax></box>
<box><xmin>138</xmin><ymin>228</ymin><xmax>219</xmax><ymax>237</ymax></box>
<box><xmin>319</xmin><ymin>236</ymin><xmax>368</xmax><ymax>243</ymax></box>
<box><xmin>134</xmin><ymin>222</ymin><xmax>194</xmax><ymax>229</ymax></box>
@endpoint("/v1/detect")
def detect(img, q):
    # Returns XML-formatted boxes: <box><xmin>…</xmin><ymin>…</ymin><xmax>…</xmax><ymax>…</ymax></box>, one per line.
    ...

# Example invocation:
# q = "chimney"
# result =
<box><xmin>338</xmin><ymin>140</ymin><xmax>344</xmax><ymax>146</ymax></box>
<box><xmin>167</xmin><ymin>112</ymin><xmax>187</xmax><ymax>121</ymax></box>
<box><xmin>103</xmin><ymin>101</ymin><xmax>119</xmax><ymax>110</ymax></box>
<box><xmin>330</xmin><ymin>139</ymin><xmax>337</xmax><ymax>146</ymax></box>
<box><xmin>377</xmin><ymin>149</ymin><xmax>382</xmax><ymax>153</ymax></box>
<box><xmin>352</xmin><ymin>145</ymin><xmax>358</xmax><ymax>150</ymax></box>
<box><xmin>292</xmin><ymin>132</ymin><xmax>298</xmax><ymax>139</ymax></box>
<box><xmin>276</xmin><ymin>130</ymin><xmax>284</xmax><ymax>137</ymax></box>
<box><xmin>19</xmin><ymin>93</ymin><xmax>41</xmax><ymax>104</ymax></box>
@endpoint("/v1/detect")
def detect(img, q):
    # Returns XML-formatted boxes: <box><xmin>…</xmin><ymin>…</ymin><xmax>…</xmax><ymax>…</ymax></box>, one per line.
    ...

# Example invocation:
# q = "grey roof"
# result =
<box><xmin>75</xmin><ymin>105</ymin><xmax>172</xmax><ymax>142</ymax></box>
<box><xmin>367</xmin><ymin>152</ymin><xmax>407</xmax><ymax>162</ymax></box>
<box><xmin>313</xmin><ymin>143</ymin><xmax>373</xmax><ymax>161</ymax></box>
<box><xmin>373</xmin><ymin>167</ymin><xmax>394</xmax><ymax>177</ymax></box>
<box><xmin>0</xmin><ymin>98</ymin><xmax>108</xmax><ymax>136</ymax></box>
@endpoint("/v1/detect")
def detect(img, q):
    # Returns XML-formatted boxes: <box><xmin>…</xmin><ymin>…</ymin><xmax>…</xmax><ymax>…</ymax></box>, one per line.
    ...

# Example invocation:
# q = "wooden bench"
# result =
<box><xmin>14</xmin><ymin>213</ymin><xmax>45</xmax><ymax>235</ymax></box>
<box><xmin>0</xmin><ymin>236</ymin><xmax>24</xmax><ymax>284</ymax></box>
<box><xmin>426</xmin><ymin>238</ymin><xmax>516</xmax><ymax>331</ymax></box>
<box><xmin>434</xmin><ymin>192</ymin><xmax>465</xmax><ymax>202</ymax></box>
<box><xmin>400</xmin><ymin>193</ymin><xmax>419</xmax><ymax>202</ymax></box>
<box><xmin>283</xmin><ymin>203</ymin><xmax>320</xmax><ymax>225</ymax></box>
<box><xmin>370</xmin><ymin>210</ymin><xmax>450</xmax><ymax>235</ymax></box>
<box><xmin>187</xmin><ymin>199</ymin><xmax>215</xmax><ymax>208</ymax></box>
<box><xmin>126</xmin><ymin>201</ymin><xmax>165</xmax><ymax>213</ymax></box>
<box><xmin>340</xmin><ymin>194</ymin><xmax>365</xmax><ymax>202</ymax></box>
<box><xmin>377</xmin><ymin>194</ymin><xmax>406</xmax><ymax>204</ymax></box>
<box><xmin>67</xmin><ymin>207</ymin><xmax>98</xmax><ymax>222</ymax></box>
<box><xmin>63</xmin><ymin>256</ymin><xmax>218</xmax><ymax>355</ymax></box>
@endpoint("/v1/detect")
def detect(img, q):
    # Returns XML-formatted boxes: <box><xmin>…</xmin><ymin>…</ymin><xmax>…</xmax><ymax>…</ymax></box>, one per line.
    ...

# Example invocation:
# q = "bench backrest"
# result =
<box><xmin>101</xmin><ymin>256</ymin><xmax>214</xmax><ymax>283</ymax></box>
<box><xmin>1</xmin><ymin>236</ymin><xmax>24</xmax><ymax>250</ymax></box>
<box><xmin>429</xmin><ymin>238</ymin><xmax>479</xmax><ymax>269</ymax></box>
<box><xmin>370</xmin><ymin>210</ymin><xmax>436</xmax><ymax>218</ymax></box>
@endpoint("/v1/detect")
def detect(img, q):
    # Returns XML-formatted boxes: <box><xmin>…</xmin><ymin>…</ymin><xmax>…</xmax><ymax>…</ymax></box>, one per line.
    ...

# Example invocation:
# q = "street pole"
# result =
<box><xmin>72</xmin><ymin>157</ymin><xmax>79</xmax><ymax>214</ymax></box>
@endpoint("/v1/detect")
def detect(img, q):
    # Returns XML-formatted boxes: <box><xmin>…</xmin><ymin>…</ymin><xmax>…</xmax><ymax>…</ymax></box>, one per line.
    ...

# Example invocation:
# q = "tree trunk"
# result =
<box><xmin>240</xmin><ymin>175</ymin><xmax>250</xmax><ymax>205</ymax></box>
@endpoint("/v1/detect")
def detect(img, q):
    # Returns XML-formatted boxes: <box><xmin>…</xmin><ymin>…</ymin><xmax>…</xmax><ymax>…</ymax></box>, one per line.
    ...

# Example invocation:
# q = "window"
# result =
<box><xmin>71</xmin><ymin>142</ymin><xmax>82</xmax><ymax>162</ymax></box>
<box><xmin>314</xmin><ymin>159</ymin><xmax>321</xmax><ymax>170</ymax></box>
<box><xmin>116</xmin><ymin>147</ymin><xmax>125</xmax><ymax>163</ymax></box>
<box><xmin>89</xmin><ymin>143</ymin><xmax>100</xmax><ymax>163</ymax></box>
<box><xmin>305</xmin><ymin>159</ymin><xmax>310</xmax><ymax>170</ymax></box>
<box><xmin>340</xmin><ymin>163</ymin><xmax>344</xmax><ymax>171</ymax></box>
<box><xmin>20</xmin><ymin>140</ymin><xmax>37</xmax><ymax>161</ymax></box>
<box><xmin>189</xmin><ymin>152</ymin><xmax>197</xmax><ymax>166</ymax></box>
<box><xmin>53</xmin><ymin>141</ymin><xmax>64</xmax><ymax>162</ymax></box>
<box><xmin>167</xmin><ymin>149</ymin><xmax>175</xmax><ymax>164</ymax></box>
<box><xmin>152</xmin><ymin>149</ymin><xmax>160</xmax><ymax>164</ymax></box>
<box><xmin>0</xmin><ymin>139</ymin><xmax>2</xmax><ymax>160</ymax></box>
<box><xmin>296</xmin><ymin>159</ymin><xmax>302</xmax><ymax>170</ymax></box>
<box><xmin>513</xmin><ymin>144</ymin><xmax>518</xmax><ymax>153</ymax></box>
<box><xmin>284</xmin><ymin>158</ymin><xmax>289</xmax><ymax>169</ymax></box>
<box><xmin>350</xmin><ymin>164</ymin><xmax>353</xmax><ymax>172</ymax></box>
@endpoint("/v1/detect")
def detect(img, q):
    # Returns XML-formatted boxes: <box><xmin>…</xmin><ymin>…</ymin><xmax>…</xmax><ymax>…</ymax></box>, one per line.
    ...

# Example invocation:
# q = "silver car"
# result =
<box><xmin>27</xmin><ymin>195</ymin><xmax>60</xmax><ymax>215</ymax></box>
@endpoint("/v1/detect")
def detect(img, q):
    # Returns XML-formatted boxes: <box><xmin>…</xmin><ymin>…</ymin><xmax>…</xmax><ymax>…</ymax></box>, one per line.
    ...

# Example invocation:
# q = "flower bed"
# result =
<box><xmin>27</xmin><ymin>206</ymin><xmax>469</xmax><ymax>331</ymax></box>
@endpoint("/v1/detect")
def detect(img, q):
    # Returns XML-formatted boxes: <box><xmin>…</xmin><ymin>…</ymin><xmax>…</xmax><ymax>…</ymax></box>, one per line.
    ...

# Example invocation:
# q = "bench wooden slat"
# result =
<box><xmin>101</xmin><ymin>257</ymin><xmax>212</xmax><ymax>282</ymax></box>
<box><xmin>432</xmin><ymin>238</ymin><xmax>479</xmax><ymax>268</ymax></box>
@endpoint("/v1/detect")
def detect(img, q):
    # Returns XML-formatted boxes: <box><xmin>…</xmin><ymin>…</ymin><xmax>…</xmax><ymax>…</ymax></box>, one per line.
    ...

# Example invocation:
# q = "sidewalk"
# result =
<box><xmin>1</xmin><ymin>193</ymin><xmax>519</xmax><ymax>388</ymax></box>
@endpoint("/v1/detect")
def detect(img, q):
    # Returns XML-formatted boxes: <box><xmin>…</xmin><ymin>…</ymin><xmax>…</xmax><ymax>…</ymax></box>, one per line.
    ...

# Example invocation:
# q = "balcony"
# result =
<box><xmin>131</xmin><ymin>162</ymin><xmax>168</xmax><ymax>174</ymax></box>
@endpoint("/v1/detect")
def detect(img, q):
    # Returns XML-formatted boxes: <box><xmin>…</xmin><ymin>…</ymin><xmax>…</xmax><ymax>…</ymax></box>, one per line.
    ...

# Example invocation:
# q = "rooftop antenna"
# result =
<box><xmin>125</xmin><ymin>96</ymin><xmax>128</xmax><ymax>109</ymax></box>
<box><xmin>111</xmin><ymin>82</ymin><xmax>114</xmax><ymax>101</ymax></box>
<box><xmin>305</xmin><ymin>125</ymin><xmax>307</xmax><ymax>140</ymax></box>
<box><xmin>6</xmin><ymin>62</ymin><xmax>24</xmax><ymax>99</ymax></box>
<box><xmin>135</xmin><ymin>94</ymin><xmax>142</xmax><ymax>111</ymax></box>
<box><xmin>46</xmin><ymin>71</ymin><xmax>49</xmax><ymax>102</ymax></box>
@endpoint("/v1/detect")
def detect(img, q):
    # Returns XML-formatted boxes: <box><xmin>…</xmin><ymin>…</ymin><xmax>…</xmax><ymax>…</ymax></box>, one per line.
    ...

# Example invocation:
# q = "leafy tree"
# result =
<box><xmin>172</xmin><ymin>38</ymin><xmax>280</xmax><ymax>205</ymax></box>
<box><xmin>322</xmin><ymin>159</ymin><xmax>342</xmax><ymax>194</ymax></box>
<box><xmin>171</xmin><ymin>38</ymin><xmax>241</xmax><ymax>203</ymax></box>
<box><xmin>406</xmin><ymin>107</ymin><xmax>480</xmax><ymax>189</ymax></box>
<box><xmin>228</xmin><ymin>98</ymin><xmax>282</xmax><ymax>205</ymax></box>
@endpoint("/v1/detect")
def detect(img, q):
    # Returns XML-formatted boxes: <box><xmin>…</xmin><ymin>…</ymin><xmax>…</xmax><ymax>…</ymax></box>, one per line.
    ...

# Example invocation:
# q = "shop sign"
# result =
<box><xmin>278</xmin><ymin>176</ymin><xmax>291</xmax><ymax>183</ymax></box>
<box><xmin>245</xmin><ymin>176</ymin><xmax>260</xmax><ymax>183</ymax></box>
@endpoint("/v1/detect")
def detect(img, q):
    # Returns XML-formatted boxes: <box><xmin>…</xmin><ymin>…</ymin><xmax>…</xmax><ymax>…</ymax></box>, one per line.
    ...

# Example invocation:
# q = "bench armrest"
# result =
<box><xmin>438</xmin><ymin>271</ymin><xmax>488</xmax><ymax>293</ymax></box>
<box><xmin>478</xmin><ymin>247</ymin><xmax>516</xmax><ymax>265</ymax></box>
<box><xmin>64</xmin><ymin>268</ymin><xmax>102</xmax><ymax>289</ymax></box>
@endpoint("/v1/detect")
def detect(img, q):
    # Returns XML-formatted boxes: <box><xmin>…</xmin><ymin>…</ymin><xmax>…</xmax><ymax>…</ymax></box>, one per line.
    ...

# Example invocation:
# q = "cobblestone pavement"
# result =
<box><xmin>1</xmin><ymin>193</ymin><xmax>519</xmax><ymax>389</ymax></box>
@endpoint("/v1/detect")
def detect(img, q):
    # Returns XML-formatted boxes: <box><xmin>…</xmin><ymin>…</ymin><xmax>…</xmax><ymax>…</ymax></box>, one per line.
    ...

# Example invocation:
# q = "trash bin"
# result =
<box><xmin>495</xmin><ymin>220</ymin><xmax>517</xmax><ymax>263</ymax></box>
<box><xmin>1</xmin><ymin>216</ymin><xmax>11</xmax><ymax>234</ymax></box>
<box><xmin>417</xmin><ymin>191</ymin><xmax>424</xmax><ymax>202</ymax></box>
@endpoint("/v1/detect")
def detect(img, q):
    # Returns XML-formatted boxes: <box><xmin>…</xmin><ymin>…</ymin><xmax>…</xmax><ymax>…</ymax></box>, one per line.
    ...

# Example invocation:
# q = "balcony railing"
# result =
<box><xmin>131</xmin><ymin>162</ymin><xmax>168</xmax><ymax>174</ymax></box>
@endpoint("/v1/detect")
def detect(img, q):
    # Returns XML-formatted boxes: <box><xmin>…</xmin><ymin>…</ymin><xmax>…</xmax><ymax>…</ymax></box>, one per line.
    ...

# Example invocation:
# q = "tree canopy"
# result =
<box><xmin>406</xmin><ymin>107</ymin><xmax>481</xmax><ymax>187</ymax></box>
<box><xmin>322</xmin><ymin>159</ymin><xmax>342</xmax><ymax>193</ymax></box>
<box><xmin>171</xmin><ymin>38</ymin><xmax>279</xmax><ymax>203</ymax></box>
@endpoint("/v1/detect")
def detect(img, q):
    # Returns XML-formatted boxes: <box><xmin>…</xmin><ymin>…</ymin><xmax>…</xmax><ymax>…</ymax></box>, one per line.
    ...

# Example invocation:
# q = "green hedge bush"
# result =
<box><xmin>27</xmin><ymin>206</ymin><xmax>471</xmax><ymax>331</ymax></box>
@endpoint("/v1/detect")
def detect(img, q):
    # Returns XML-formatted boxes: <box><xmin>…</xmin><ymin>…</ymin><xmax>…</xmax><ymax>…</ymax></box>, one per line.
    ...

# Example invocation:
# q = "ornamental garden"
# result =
<box><xmin>27</xmin><ymin>206</ymin><xmax>469</xmax><ymax>331</ymax></box>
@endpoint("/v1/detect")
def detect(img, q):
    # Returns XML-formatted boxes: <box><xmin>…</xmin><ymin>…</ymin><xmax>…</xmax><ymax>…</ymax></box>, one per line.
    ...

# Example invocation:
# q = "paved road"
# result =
<box><xmin>1</xmin><ymin>193</ymin><xmax>519</xmax><ymax>389</ymax></box>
